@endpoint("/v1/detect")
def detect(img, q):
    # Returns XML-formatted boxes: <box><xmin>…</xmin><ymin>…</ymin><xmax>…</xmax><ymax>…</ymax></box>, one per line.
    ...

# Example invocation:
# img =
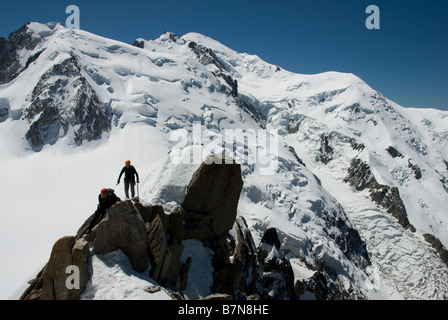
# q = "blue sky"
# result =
<box><xmin>1</xmin><ymin>0</ymin><xmax>447</xmax><ymax>110</ymax></box>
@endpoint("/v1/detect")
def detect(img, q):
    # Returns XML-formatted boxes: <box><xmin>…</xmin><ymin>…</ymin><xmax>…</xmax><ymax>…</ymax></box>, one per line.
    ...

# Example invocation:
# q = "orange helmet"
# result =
<box><xmin>125</xmin><ymin>160</ymin><xmax>131</xmax><ymax>166</ymax></box>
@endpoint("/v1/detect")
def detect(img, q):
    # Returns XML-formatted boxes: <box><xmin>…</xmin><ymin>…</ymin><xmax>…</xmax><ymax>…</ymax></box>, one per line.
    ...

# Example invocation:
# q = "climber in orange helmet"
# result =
<box><xmin>117</xmin><ymin>159</ymin><xmax>140</xmax><ymax>199</ymax></box>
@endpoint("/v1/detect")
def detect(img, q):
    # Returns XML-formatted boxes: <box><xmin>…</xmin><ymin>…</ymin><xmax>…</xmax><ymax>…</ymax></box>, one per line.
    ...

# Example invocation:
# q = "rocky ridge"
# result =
<box><xmin>20</xmin><ymin>155</ymin><xmax>366</xmax><ymax>300</ymax></box>
<box><xmin>24</xmin><ymin>55</ymin><xmax>112</xmax><ymax>150</ymax></box>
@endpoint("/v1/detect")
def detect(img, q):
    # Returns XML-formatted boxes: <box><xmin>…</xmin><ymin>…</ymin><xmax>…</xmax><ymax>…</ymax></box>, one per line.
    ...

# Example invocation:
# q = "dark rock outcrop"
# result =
<box><xmin>408</xmin><ymin>159</ymin><xmax>422</xmax><ymax>179</ymax></box>
<box><xmin>423</xmin><ymin>233</ymin><xmax>448</xmax><ymax>268</ymax></box>
<box><xmin>205</xmin><ymin>219</ymin><xmax>297</xmax><ymax>300</ymax></box>
<box><xmin>188</xmin><ymin>40</ymin><xmax>265</xmax><ymax>126</ymax></box>
<box><xmin>288</xmin><ymin>145</ymin><xmax>306</xmax><ymax>167</ymax></box>
<box><xmin>319</xmin><ymin>135</ymin><xmax>333</xmax><ymax>164</ymax></box>
<box><xmin>345</xmin><ymin>158</ymin><xmax>415</xmax><ymax>232</ymax></box>
<box><xmin>234</xmin><ymin>96</ymin><xmax>266</xmax><ymax>127</ymax></box>
<box><xmin>0</xmin><ymin>37</ymin><xmax>6</xmax><ymax>54</ymax></box>
<box><xmin>201</xmin><ymin>293</ymin><xmax>234</xmax><ymax>300</ymax></box>
<box><xmin>23</xmin><ymin>55</ymin><xmax>112</xmax><ymax>150</ymax></box>
<box><xmin>349</xmin><ymin>138</ymin><xmax>365</xmax><ymax>151</ymax></box>
<box><xmin>231</xmin><ymin>217</ymin><xmax>258</xmax><ymax>298</ymax></box>
<box><xmin>370</xmin><ymin>185</ymin><xmax>414</xmax><ymax>231</ymax></box>
<box><xmin>0</xmin><ymin>23</ymin><xmax>44</xmax><ymax>84</ymax></box>
<box><xmin>20</xmin><ymin>236</ymin><xmax>90</xmax><ymax>300</ymax></box>
<box><xmin>189</xmin><ymin>40</ymin><xmax>239</xmax><ymax>97</ymax></box>
<box><xmin>0</xmin><ymin>98</ymin><xmax>9</xmax><ymax>122</ymax></box>
<box><xmin>256</xmin><ymin>228</ymin><xmax>296</xmax><ymax>300</ymax></box>
<box><xmin>132</xmin><ymin>40</ymin><xmax>145</xmax><ymax>49</ymax></box>
<box><xmin>0</xmin><ymin>23</ymin><xmax>112</xmax><ymax>151</ymax></box>
<box><xmin>91</xmin><ymin>201</ymin><xmax>149</xmax><ymax>272</ymax></box>
<box><xmin>386</xmin><ymin>146</ymin><xmax>404</xmax><ymax>158</ymax></box>
<box><xmin>188</xmin><ymin>41</ymin><xmax>228</xmax><ymax>72</ymax></box>
<box><xmin>345</xmin><ymin>158</ymin><xmax>377</xmax><ymax>191</ymax></box>
<box><xmin>182</xmin><ymin>154</ymin><xmax>244</xmax><ymax>236</ymax></box>
<box><xmin>146</xmin><ymin>214</ymin><xmax>167</xmax><ymax>281</ymax></box>
<box><xmin>294</xmin><ymin>262</ymin><xmax>364</xmax><ymax>300</ymax></box>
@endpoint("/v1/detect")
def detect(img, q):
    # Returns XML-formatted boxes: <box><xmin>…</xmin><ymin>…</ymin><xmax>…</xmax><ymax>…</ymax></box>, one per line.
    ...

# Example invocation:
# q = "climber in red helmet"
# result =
<box><xmin>86</xmin><ymin>188</ymin><xmax>121</xmax><ymax>233</ymax></box>
<box><xmin>98</xmin><ymin>188</ymin><xmax>121</xmax><ymax>211</ymax></box>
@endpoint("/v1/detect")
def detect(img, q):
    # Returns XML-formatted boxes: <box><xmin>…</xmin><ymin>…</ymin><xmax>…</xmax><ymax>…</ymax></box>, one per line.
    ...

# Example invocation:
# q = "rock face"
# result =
<box><xmin>188</xmin><ymin>41</ymin><xmax>228</xmax><ymax>73</ymax></box>
<box><xmin>189</xmin><ymin>39</ymin><xmax>238</xmax><ymax>97</ymax></box>
<box><xmin>0</xmin><ymin>23</ymin><xmax>45</xmax><ymax>84</ymax></box>
<box><xmin>345</xmin><ymin>157</ymin><xmax>415</xmax><ymax>232</ymax></box>
<box><xmin>319</xmin><ymin>135</ymin><xmax>334</xmax><ymax>164</ymax></box>
<box><xmin>20</xmin><ymin>236</ymin><xmax>90</xmax><ymax>300</ymax></box>
<box><xmin>408</xmin><ymin>160</ymin><xmax>422</xmax><ymax>180</ymax></box>
<box><xmin>145</xmin><ymin>214</ymin><xmax>167</xmax><ymax>281</ymax></box>
<box><xmin>0</xmin><ymin>98</ymin><xmax>9</xmax><ymax>123</ymax></box>
<box><xmin>424</xmin><ymin>234</ymin><xmax>448</xmax><ymax>268</ymax></box>
<box><xmin>187</xmin><ymin>39</ymin><xmax>265</xmax><ymax>125</ymax></box>
<box><xmin>91</xmin><ymin>201</ymin><xmax>149</xmax><ymax>272</ymax></box>
<box><xmin>231</xmin><ymin>217</ymin><xmax>258</xmax><ymax>297</ymax></box>
<box><xmin>256</xmin><ymin>228</ymin><xmax>296</xmax><ymax>300</ymax></box>
<box><xmin>20</xmin><ymin>155</ymin><xmax>368</xmax><ymax>300</ymax></box>
<box><xmin>23</xmin><ymin>55</ymin><xmax>112</xmax><ymax>150</ymax></box>
<box><xmin>182</xmin><ymin>154</ymin><xmax>244</xmax><ymax>236</ymax></box>
<box><xmin>0</xmin><ymin>22</ymin><xmax>112</xmax><ymax>151</ymax></box>
<box><xmin>386</xmin><ymin>146</ymin><xmax>404</xmax><ymax>158</ymax></box>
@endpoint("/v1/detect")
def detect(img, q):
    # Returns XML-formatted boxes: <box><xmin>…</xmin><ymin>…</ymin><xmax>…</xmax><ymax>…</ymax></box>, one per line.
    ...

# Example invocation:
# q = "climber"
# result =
<box><xmin>87</xmin><ymin>188</ymin><xmax>121</xmax><ymax>232</ymax></box>
<box><xmin>117</xmin><ymin>159</ymin><xmax>140</xmax><ymax>199</ymax></box>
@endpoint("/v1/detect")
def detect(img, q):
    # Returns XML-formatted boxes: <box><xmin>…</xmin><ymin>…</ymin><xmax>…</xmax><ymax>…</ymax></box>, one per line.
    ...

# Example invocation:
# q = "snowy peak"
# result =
<box><xmin>0</xmin><ymin>22</ymin><xmax>65</xmax><ymax>83</ymax></box>
<box><xmin>1</xmin><ymin>22</ymin><xmax>448</xmax><ymax>300</ymax></box>
<box><xmin>23</xmin><ymin>54</ymin><xmax>112</xmax><ymax>150</ymax></box>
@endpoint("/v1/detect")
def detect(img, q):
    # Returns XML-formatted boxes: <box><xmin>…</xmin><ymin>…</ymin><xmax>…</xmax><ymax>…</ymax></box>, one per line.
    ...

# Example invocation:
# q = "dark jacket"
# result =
<box><xmin>118</xmin><ymin>165</ymin><xmax>139</xmax><ymax>183</ymax></box>
<box><xmin>88</xmin><ymin>189</ymin><xmax>121</xmax><ymax>232</ymax></box>
<box><xmin>98</xmin><ymin>189</ymin><xmax>121</xmax><ymax>212</ymax></box>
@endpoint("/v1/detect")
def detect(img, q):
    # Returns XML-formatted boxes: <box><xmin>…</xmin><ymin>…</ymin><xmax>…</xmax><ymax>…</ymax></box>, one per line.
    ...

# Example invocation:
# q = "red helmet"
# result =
<box><xmin>101</xmin><ymin>188</ymin><xmax>108</xmax><ymax>197</ymax></box>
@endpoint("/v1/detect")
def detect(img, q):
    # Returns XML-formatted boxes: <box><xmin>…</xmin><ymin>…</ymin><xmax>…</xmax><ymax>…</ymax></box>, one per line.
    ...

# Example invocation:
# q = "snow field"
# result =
<box><xmin>1</xmin><ymin>22</ymin><xmax>447</xmax><ymax>300</ymax></box>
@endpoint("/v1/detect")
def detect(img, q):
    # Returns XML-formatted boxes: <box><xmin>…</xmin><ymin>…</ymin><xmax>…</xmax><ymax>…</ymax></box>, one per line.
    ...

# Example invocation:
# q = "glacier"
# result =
<box><xmin>0</xmin><ymin>22</ymin><xmax>447</xmax><ymax>300</ymax></box>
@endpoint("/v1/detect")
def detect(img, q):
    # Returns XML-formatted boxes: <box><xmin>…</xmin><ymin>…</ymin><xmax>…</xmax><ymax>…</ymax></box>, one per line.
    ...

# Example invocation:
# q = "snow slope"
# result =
<box><xmin>184</xmin><ymin>32</ymin><xmax>448</xmax><ymax>299</ymax></box>
<box><xmin>1</xmin><ymin>23</ymin><xmax>447</xmax><ymax>300</ymax></box>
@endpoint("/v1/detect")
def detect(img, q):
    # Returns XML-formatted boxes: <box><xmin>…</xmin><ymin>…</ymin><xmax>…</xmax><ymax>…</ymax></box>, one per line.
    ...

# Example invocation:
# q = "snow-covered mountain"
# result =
<box><xmin>1</xmin><ymin>22</ymin><xmax>447</xmax><ymax>300</ymax></box>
